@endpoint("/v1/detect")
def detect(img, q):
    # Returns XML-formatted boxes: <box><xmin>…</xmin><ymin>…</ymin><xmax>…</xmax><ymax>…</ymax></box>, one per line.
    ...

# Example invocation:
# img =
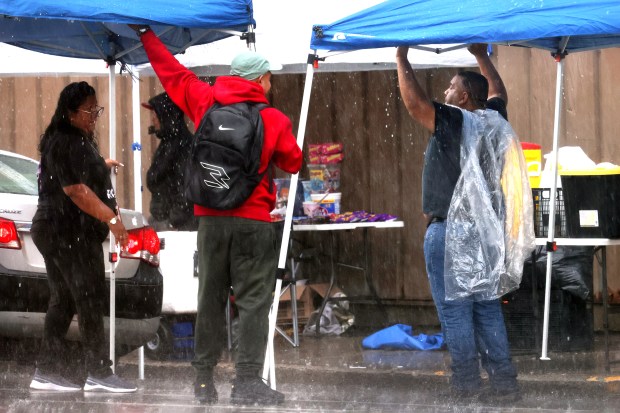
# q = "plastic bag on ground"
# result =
<box><xmin>302</xmin><ymin>293</ymin><xmax>355</xmax><ymax>336</ymax></box>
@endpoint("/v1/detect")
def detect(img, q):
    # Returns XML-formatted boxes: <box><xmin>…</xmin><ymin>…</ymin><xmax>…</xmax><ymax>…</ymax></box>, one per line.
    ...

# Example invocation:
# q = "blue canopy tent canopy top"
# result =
<box><xmin>310</xmin><ymin>0</ymin><xmax>620</xmax><ymax>53</ymax></box>
<box><xmin>273</xmin><ymin>0</ymin><xmax>620</xmax><ymax>364</ymax></box>
<box><xmin>0</xmin><ymin>0</ymin><xmax>254</xmax><ymax>65</ymax></box>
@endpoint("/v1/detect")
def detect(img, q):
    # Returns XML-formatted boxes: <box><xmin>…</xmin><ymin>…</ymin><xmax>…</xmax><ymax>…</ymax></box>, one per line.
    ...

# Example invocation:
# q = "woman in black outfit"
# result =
<box><xmin>29</xmin><ymin>81</ymin><xmax>136</xmax><ymax>393</ymax></box>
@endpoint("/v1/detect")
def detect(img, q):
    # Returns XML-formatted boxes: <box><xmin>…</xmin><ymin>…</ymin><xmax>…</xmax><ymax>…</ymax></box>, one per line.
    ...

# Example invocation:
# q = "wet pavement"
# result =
<box><xmin>1</xmin><ymin>328</ymin><xmax>620</xmax><ymax>412</ymax></box>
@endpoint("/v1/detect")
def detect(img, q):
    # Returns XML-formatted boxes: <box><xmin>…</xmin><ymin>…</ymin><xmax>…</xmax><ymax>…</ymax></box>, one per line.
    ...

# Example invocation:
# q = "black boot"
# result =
<box><xmin>478</xmin><ymin>386</ymin><xmax>522</xmax><ymax>404</ymax></box>
<box><xmin>194</xmin><ymin>371</ymin><xmax>217</xmax><ymax>404</ymax></box>
<box><xmin>230</xmin><ymin>375</ymin><xmax>285</xmax><ymax>406</ymax></box>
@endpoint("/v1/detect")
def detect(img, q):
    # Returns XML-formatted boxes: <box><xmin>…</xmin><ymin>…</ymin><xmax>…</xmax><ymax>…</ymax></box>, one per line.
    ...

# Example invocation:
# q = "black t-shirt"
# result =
<box><xmin>422</xmin><ymin>98</ymin><xmax>507</xmax><ymax>219</ymax></box>
<box><xmin>35</xmin><ymin>130</ymin><xmax>117</xmax><ymax>242</ymax></box>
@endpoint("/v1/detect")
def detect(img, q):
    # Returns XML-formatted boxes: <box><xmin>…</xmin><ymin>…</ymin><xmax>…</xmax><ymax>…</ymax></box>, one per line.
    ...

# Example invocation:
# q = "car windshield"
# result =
<box><xmin>0</xmin><ymin>154</ymin><xmax>38</xmax><ymax>196</ymax></box>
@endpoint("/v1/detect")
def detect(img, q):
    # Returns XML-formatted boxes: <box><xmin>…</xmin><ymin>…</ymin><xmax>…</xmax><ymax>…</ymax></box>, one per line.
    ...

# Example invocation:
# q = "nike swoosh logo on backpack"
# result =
<box><xmin>218</xmin><ymin>125</ymin><xmax>235</xmax><ymax>131</ymax></box>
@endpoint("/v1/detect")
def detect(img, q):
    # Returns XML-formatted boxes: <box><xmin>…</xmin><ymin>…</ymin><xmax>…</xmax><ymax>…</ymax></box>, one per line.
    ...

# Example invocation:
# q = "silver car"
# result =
<box><xmin>0</xmin><ymin>150</ymin><xmax>163</xmax><ymax>354</ymax></box>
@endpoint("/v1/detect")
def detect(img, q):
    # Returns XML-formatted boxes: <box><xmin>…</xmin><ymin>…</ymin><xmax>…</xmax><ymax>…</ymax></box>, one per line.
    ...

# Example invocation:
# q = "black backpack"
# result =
<box><xmin>185</xmin><ymin>101</ymin><xmax>269</xmax><ymax>210</ymax></box>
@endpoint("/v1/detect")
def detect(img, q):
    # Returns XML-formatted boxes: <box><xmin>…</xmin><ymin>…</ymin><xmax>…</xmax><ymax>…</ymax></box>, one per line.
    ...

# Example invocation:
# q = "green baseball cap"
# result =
<box><xmin>230</xmin><ymin>51</ymin><xmax>281</xmax><ymax>80</ymax></box>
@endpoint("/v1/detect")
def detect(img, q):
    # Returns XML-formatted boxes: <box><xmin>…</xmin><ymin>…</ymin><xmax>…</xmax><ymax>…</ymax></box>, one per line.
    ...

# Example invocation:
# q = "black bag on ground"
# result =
<box><xmin>185</xmin><ymin>102</ymin><xmax>268</xmax><ymax>210</ymax></box>
<box><xmin>522</xmin><ymin>246</ymin><xmax>594</xmax><ymax>300</ymax></box>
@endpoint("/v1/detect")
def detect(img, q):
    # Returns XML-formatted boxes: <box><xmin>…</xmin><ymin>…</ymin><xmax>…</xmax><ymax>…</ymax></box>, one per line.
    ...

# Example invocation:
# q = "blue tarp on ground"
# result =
<box><xmin>310</xmin><ymin>0</ymin><xmax>620</xmax><ymax>54</ymax></box>
<box><xmin>0</xmin><ymin>0</ymin><xmax>254</xmax><ymax>65</ymax></box>
<box><xmin>362</xmin><ymin>324</ymin><xmax>444</xmax><ymax>351</ymax></box>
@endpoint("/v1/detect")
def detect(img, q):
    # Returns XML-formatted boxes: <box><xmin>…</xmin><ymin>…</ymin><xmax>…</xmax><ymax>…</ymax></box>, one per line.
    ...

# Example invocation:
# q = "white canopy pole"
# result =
<box><xmin>132</xmin><ymin>72</ymin><xmax>143</xmax><ymax>214</ymax></box>
<box><xmin>263</xmin><ymin>53</ymin><xmax>317</xmax><ymax>388</ymax></box>
<box><xmin>540</xmin><ymin>54</ymin><xmax>565</xmax><ymax>361</ymax></box>
<box><xmin>108</xmin><ymin>64</ymin><xmax>118</xmax><ymax>371</ymax></box>
<box><xmin>131</xmin><ymin>71</ymin><xmax>146</xmax><ymax>380</ymax></box>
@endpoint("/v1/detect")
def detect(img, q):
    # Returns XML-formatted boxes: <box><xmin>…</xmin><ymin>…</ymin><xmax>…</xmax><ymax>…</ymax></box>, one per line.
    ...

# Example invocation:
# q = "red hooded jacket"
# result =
<box><xmin>141</xmin><ymin>31</ymin><xmax>302</xmax><ymax>222</ymax></box>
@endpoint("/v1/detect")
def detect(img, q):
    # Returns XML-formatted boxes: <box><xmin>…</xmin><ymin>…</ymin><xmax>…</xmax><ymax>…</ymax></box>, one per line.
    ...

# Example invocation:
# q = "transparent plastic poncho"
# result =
<box><xmin>444</xmin><ymin>108</ymin><xmax>535</xmax><ymax>301</ymax></box>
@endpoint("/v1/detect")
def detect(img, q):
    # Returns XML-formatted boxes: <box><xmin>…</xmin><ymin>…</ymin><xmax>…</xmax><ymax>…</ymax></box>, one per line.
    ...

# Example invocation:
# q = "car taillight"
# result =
<box><xmin>120</xmin><ymin>226</ymin><xmax>160</xmax><ymax>266</ymax></box>
<box><xmin>0</xmin><ymin>218</ymin><xmax>21</xmax><ymax>249</ymax></box>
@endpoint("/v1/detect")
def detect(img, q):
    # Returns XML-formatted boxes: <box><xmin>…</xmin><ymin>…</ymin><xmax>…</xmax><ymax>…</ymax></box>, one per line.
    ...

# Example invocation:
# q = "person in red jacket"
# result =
<box><xmin>131</xmin><ymin>25</ymin><xmax>302</xmax><ymax>406</ymax></box>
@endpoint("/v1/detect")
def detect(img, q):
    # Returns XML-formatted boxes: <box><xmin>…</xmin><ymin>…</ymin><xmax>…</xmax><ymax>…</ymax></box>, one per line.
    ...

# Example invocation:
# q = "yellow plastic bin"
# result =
<box><xmin>521</xmin><ymin>142</ymin><xmax>542</xmax><ymax>188</ymax></box>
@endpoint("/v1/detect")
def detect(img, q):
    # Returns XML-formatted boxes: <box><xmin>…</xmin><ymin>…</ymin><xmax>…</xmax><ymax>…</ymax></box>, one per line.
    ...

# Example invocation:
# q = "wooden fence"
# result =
<box><xmin>1</xmin><ymin>45</ymin><xmax>619</xmax><ymax>304</ymax></box>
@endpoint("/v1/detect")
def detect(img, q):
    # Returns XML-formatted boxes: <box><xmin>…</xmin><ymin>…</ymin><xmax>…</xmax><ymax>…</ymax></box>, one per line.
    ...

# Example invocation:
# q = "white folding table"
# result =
<box><xmin>290</xmin><ymin>220</ymin><xmax>405</xmax><ymax>337</ymax></box>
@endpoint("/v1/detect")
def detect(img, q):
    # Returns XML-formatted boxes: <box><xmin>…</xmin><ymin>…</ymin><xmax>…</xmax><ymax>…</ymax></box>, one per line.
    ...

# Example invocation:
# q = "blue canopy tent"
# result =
<box><xmin>0</xmin><ymin>0</ymin><xmax>255</xmax><ymax>377</ymax></box>
<box><xmin>273</xmin><ymin>0</ymin><xmax>620</xmax><ymax>363</ymax></box>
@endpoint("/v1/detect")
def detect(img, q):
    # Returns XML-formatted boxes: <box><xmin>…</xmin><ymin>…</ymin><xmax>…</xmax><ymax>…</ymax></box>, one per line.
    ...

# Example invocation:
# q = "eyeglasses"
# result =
<box><xmin>78</xmin><ymin>106</ymin><xmax>105</xmax><ymax>118</ymax></box>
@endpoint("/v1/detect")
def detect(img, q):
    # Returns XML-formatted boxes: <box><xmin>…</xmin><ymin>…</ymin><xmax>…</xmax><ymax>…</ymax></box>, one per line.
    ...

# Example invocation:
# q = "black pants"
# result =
<box><xmin>192</xmin><ymin>216</ymin><xmax>277</xmax><ymax>377</ymax></box>
<box><xmin>31</xmin><ymin>223</ymin><xmax>112</xmax><ymax>378</ymax></box>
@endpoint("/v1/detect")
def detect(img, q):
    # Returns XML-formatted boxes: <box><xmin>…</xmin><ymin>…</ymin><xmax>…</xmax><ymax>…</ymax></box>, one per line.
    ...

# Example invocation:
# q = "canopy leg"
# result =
<box><xmin>540</xmin><ymin>54</ymin><xmax>565</xmax><ymax>361</ymax></box>
<box><xmin>263</xmin><ymin>54</ymin><xmax>317</xmax><ymax>388</ymax></box>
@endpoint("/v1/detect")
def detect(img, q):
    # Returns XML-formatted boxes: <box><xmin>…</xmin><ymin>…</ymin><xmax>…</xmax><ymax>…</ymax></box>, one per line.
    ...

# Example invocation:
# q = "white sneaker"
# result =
<box><xmin>29</xmin><ymin>369</ymin><xmax>81</xmax><ymax>392</ymax></box>
<box><xmin>83</xmin><ymin>374</ymin><xmax>137</xmax><ymax>393</ymax></box>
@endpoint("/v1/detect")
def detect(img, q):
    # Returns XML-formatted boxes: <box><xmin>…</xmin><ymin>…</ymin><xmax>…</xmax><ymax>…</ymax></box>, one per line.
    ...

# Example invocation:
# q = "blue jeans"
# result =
<box><xmin>424</xmin><ymin>221</ymin><xmax>518</xmax><ymax>392</ymax></box>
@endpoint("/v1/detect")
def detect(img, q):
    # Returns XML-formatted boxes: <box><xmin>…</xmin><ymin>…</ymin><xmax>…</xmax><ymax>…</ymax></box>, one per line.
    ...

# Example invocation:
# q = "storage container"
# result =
<box><xmin>310</xmin><ymin>192</ymin><xmax>341</xmax><ymax>214</ymax></box>
<box><xmin>560</xmin><ymin>167</ymin><xmax>620</xmax><ymax>238</ymax></box>
<box><xmin>521</xmin><ymin>142</ymin><xmax>542</xmax><ymax>188</ymax></box>
<box><xmin>170</xmin><ymin>321</ymin><xmax>194</xmax><ymax>360</ymax></box>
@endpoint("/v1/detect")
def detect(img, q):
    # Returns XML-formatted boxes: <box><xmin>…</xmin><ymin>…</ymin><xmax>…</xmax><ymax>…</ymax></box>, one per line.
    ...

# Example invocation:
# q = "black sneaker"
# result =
<box><xmin>83</xmin><ymin>374</ymin><xmax>137</xmax><ymax>393</ymax></box>
<box><xmin>29</xmin><ymin>369</ymin><xmax>81</xmax><ymax>392</ymax></box>
<box><xmin>194</xmin><ymin>376</ymin><xmax>217</xmax><ymax>404</ymax></box>
<box><xmin>478</xmin><ymin>387</ymin><xmax>522</xmax><ymax>404</ymax></box>
<box><xmin>230</xmin><ymin>376</ymin><xmax>285</xmax><ymax>406</ymax></box>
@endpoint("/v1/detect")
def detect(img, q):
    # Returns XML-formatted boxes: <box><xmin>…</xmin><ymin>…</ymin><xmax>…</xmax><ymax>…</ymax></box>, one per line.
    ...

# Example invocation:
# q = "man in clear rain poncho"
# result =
<box><xmin>396</xmin><ymin>43</ymin><xmax>535</xmax><ymax>403</ymax></box>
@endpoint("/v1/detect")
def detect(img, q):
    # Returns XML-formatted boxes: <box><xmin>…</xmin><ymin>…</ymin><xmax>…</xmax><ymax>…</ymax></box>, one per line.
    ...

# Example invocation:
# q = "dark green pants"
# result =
<box><xmin>192</xmin><ymin>216</ymin><xmax>277</xmax><ymax>377</ymax></box>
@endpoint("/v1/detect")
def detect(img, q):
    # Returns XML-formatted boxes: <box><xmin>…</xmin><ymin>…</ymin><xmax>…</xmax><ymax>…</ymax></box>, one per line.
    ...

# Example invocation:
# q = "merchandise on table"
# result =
<box><xmin>270</xmin><ymin>178</ymin><xmax>305</xmax><ymax>221</ymax></box>
<box><xmin>308</xmin><ymin>142</ymin><xmax>343</xmax><ymax>156</ymax></box>
<box><xmin>307</xmin><ymin>141</ymin><xmax>344</xmax><ymax>192</ymax></box>
<box><xmin>331</xmin><ymin>211</ymin><xmax>398</xmax><ymax>223</ymax></box>
<box><xmin>303</xmin><ymin>201</ymin><xmax>328</xmax><ymax>218</ymax></box>
<box><xmin>273</xmin><ymin>178</ymin><xmax>290</xmax><ymax>210</ymax></box>
<box><xmin>300</xmin><ymin>180</ymin><xmax>312</xmax><ymax>201</ymax></box>
<box><xmin>308</xmin><ymin>163</ymin><xmax>341</xmax><ymax>193</ymax></box>
<box><xmin>310</xmin><ymin>192</ymin><xmax>341</xmax><ymax>214</ymax></box>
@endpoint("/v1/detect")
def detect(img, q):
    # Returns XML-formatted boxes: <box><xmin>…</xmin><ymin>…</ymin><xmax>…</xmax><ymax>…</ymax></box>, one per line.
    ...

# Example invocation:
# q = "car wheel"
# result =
<box><xmin>145</xmin><ymin>319</ymin><xmax>173</xmax><ymax>360</ymax></box>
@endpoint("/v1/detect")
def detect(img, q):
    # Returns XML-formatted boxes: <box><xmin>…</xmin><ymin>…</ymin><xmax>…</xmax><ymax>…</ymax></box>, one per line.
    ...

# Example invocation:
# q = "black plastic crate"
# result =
<box><xmin>532</xmin><ymin>188</ymin><xmax>567</xmax><ymax>237</ymax></box>
<box><xmin>502</xmin><ymin>288</ymin><xmax>593</xmax><ymax>352</ymax></box>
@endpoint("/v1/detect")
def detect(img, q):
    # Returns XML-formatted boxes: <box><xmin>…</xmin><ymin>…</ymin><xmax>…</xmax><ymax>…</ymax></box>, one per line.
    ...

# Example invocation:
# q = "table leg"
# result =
<box><xmin>532</xmin><ymin>249</ymin><xmax>541</xmax><ymax>351</ymax></box>
<box><xmin>600</xmin><ymin>246</ymin><xmax>610</xmax><ymax>372</ymax></box>
<box><xmin>290</xmin><ymin>279</ymin><xmax>299</xmax><ymax>347</ymax></box>
<box><xmin>362</xmin><ymin>228</ymin><xmax>387</xmax><ymax>322</ymax></box>
<box><xmin>315</xmin><ymin>231</ymin><xmax>337</xmax><ymax>336</ymax></box>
